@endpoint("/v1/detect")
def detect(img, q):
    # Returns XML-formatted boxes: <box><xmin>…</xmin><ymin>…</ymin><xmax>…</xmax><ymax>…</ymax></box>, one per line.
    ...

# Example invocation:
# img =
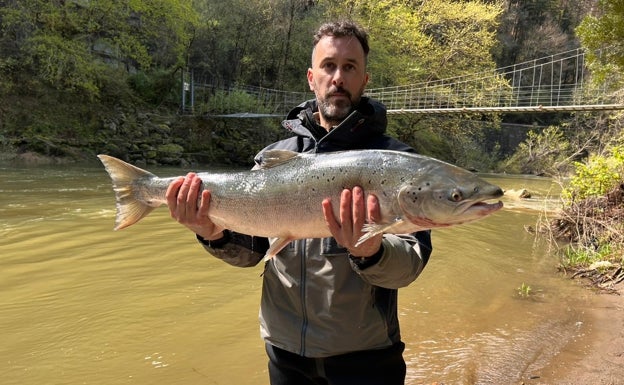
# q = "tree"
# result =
<box><xmin>495</xmin><ymin>0</ymin><xmax>592</xmax><ymax>66</ymax></box>
<box><xmin>576</xmin><ymin>0</ymin><xmax>624</xmax><ymax>89</ymax></box>
<box><xmin>0</xmin><ymin>0</ymin><xmax>198</xmax><ymax>98</ymax></box>
<box><xmin>188</xmin><ymin>0</ymin><xmax>316</xmax><ymax>90</ymax></box>
<box><xmin>502</xmin><ymin>125</ymin><xmax>575</xmax><ymax>175</ymax></box>
<box><xmin>318</xmin><ymin>0</ymin><xmax>502</xmax><ymax>85</ymax></box>
<box><xmin>309</xmin><ymin>1</ymin><xmax>506</xmax><ymax>165</ymax></box>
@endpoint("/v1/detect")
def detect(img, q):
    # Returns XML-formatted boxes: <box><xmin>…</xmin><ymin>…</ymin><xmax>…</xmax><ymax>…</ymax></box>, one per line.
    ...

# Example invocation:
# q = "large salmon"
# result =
<box><xmin>98</xmin><ymin>150</ymin><xmax>504</xmax><ymax>257</ymax></box>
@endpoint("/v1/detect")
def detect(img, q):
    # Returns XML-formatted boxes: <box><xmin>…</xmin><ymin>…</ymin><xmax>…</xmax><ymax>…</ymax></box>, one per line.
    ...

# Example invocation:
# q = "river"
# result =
<box><xmin>0</xmin><ymin>161</ymin><xmax>600</xmax><ymax>385</ymax></box>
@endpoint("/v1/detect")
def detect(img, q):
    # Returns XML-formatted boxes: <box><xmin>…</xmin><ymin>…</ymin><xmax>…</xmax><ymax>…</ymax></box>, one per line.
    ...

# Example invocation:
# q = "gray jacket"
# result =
<box><xmin>200</xmin><ymin>98</ymin><xmax>432</xmax><ymax>357</ymax></box>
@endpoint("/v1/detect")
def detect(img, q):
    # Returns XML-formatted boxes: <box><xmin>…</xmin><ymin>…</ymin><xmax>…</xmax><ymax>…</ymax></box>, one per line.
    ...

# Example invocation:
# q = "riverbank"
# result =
<box><xmin>530</xmin><ymin>281</ymin><xmax>624</xmax><ymax>385</ymax></box>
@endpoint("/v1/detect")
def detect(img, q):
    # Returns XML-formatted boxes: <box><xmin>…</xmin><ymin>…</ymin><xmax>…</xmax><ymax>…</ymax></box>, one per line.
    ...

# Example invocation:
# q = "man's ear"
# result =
<box><xmin>307</xmin><ymin>68</ymin><xmax>315</xmax><ymax>91</ymax></box>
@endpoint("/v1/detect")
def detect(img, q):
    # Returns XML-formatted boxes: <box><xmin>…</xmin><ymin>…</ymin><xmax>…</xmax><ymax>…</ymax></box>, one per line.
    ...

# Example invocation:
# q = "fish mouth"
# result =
<box><xmin>414</xmin><ymin>199</ymin><xmax>504</xmax><ymax>228</ymax></box>
<box><xmin>427</xmin><ymin>200</ymin><xmax>503</xmax><ymax>227</ymax></box>
<box><xmin>465</xmin><ymin>200</ymin><xmax>504</xmax><ymax>216</ymax></box>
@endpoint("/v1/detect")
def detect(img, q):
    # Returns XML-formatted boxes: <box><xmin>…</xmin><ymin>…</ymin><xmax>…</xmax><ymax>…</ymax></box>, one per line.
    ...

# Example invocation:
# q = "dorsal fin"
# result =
<box><xmin>259</xmin><ymin>149</ymin><xmax>300</xmax><ymax>169</ymax></box>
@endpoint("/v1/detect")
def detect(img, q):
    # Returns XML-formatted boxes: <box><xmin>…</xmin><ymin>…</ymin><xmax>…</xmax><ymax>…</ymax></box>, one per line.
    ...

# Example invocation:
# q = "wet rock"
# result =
<box><xmin>505</xmin><ymin>188</ymin><xmax>532</xmax><ymax>199</ymax></box>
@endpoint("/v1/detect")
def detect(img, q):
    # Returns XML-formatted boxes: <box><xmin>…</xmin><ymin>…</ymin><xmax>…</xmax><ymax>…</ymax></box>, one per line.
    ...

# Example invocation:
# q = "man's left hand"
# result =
<box><xmin>322</xmin><ymin>186</ymin><xmax>383</xmax><ymax>258</ymax></box>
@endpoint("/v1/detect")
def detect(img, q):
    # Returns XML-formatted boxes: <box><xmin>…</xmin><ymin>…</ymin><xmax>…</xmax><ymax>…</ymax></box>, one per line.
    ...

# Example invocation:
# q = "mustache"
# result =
<box><xmin>326</xmin><ymin>87</ymin><xmax>352</xmax><ymax>99</ymax></box>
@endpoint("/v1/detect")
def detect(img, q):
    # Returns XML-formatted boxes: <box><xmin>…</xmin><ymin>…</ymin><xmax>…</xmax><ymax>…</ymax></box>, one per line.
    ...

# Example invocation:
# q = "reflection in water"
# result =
<box><xmin>0</xmin><ymin>164</ymin><xmax>595</xmax><ymax>385</ymax></box>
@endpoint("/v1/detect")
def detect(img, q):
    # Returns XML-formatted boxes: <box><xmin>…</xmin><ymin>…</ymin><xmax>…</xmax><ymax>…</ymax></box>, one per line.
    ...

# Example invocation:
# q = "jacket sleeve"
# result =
<box><xmin>349</xmin><ymin>230</ymin><xmax>432</xmax><ymax>289</ymax></box>
<box><xmin>197</xmin><ymin>231</ymin><xmax>268</xmax><ymax>268</ymax></box>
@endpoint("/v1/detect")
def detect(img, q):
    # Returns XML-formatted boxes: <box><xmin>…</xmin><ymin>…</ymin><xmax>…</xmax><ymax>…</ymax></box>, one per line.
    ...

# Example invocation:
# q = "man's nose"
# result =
<box><xmin>332</xmin><ymin>69</ymin><xmax>344</xmax><ymax>86</ymax></box>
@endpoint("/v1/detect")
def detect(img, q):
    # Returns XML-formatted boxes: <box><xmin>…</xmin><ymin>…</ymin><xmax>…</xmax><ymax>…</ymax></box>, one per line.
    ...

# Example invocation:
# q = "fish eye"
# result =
<box><xmin>450</xmin><ymin>189</ymin><xmax>463</xmax><ymax>202</ymax></box>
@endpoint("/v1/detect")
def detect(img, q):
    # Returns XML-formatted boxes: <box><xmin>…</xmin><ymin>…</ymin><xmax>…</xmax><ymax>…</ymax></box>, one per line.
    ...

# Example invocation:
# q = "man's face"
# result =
<box><xmin>307</xmin><ymin>35</ymin><xmax>369</xmax><ymax>129</ymax></box>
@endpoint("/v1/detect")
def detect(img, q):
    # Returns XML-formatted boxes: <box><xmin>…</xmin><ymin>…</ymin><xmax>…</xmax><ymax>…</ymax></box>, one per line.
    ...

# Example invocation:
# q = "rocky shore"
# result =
<box><xmin>3</xmin><ymin>112</ymin><xmax>286</xmax><ymax>168</ymax></box>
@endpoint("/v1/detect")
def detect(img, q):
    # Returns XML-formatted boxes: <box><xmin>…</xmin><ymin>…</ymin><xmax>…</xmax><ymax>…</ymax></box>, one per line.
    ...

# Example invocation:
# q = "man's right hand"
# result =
<box><xmin>165</xmin><ymin>172</ymin><xmax>225</xmax><ymax>240</ymax></box>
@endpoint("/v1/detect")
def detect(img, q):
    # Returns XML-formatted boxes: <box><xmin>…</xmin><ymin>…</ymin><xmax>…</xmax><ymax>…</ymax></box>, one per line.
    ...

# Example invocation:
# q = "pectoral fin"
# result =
<box><xmin>264</xmin><ymin>236</ymin><xmax>294</xmax><ymax>260</ymax></box>
<box><xmin>355</xmin><ymin>220</ymin><xmax>408</xmax><ymax>247</ymax></box>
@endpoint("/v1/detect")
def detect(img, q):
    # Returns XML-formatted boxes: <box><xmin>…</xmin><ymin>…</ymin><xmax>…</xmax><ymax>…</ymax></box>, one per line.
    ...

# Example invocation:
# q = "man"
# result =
<box><xmin>166</xmin><ymin>21</ymin><xmax>433</xmax><ymax>385</ymax></box>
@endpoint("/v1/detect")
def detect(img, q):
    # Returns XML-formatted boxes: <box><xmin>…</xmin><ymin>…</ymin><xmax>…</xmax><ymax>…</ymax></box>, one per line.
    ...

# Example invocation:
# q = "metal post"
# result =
<box><xmin>181</xmin><ymin>70</ymin><xmax>186</xmax><ymax>112</ymax></box>
<box><xmin>190</xmin><ymin>70</ymin><xmax>195</xmax><ymax>112</ymax></box>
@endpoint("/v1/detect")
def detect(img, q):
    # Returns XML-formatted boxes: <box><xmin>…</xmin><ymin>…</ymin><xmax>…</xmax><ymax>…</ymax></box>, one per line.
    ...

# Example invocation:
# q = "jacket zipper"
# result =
<box><xmin>299</xmin><ymin>239</ymin><xmax>308</xmax><ymax>355</ymax></box>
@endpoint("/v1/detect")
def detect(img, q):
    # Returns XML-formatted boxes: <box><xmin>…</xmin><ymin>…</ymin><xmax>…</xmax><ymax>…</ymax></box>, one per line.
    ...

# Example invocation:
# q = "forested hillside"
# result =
<box><xmin>0</xmin><ymin>0</ymin><xmax>622</xmax><ymax>169</ymax></box>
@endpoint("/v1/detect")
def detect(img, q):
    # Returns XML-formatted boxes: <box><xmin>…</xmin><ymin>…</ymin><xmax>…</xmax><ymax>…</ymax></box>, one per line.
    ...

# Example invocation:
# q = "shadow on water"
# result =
<box><xmin>0</xmin><ymin>164</ymin><xmax>596</xmax><ymax>385</ymax></box>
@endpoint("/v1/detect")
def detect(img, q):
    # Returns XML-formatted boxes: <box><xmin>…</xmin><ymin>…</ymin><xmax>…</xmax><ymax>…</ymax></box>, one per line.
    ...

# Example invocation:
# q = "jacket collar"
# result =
<box><xmin>282</xmin><ymin>97</ymin><xmax>388</xmax><ymax>150</ymax></box>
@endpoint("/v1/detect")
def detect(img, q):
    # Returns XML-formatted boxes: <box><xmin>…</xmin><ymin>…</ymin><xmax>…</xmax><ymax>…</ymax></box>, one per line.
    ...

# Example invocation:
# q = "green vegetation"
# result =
<box><xmin>501</xmin><ymin>126</ymin><xmax>574</xmax><ymax>176</ymax></box>
<box><xmin>0</xmin><ymin>0</ymin><xmax>594</xmax><ymax>167</ymax></box>
<box><xmin>0</xmin><ymin>1</ymin><xmax>600</xmax><ymax>165</ymax></box>
<box><xmin>517</xmin><ymin>282</ymin><xmax>532</xmax><ymax>298</ymax></box>
<box><xmin>563</xmin><ymin>144</ymin><xmax>624</xmax><ymax>201</ymax></box>
<box><xmin>553</xmin><ymin>143</ymin><xmax>624</xmax><ymax>275</ymax></box>
<box><xmin>577</xmin><ymin>0</ymin><xmax>624</xmax><ymax>89</ymax></box>
<box><xmin>562</xmin><ymin>244</ymin><xmax>616</xmax><ymax>267</ymax></box>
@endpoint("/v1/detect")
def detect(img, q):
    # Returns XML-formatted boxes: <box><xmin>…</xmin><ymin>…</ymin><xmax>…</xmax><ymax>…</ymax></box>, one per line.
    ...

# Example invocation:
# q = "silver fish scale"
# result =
<box><xmin>98</xmin><ymin>150</ymin><xmax>503</xmax><ymax>244</ymax></box>
<box><xmin>197</xmin><ymin>151</ymin><xmax>422</xmax><ymax>238</ymax></box>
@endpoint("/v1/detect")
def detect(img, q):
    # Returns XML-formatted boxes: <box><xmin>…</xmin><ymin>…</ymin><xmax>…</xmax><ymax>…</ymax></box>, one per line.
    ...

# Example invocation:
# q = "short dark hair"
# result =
<box><xmin>312</xmin><ymin>21</ymin><xmax>370</xmax><ymax>58</ymax></box>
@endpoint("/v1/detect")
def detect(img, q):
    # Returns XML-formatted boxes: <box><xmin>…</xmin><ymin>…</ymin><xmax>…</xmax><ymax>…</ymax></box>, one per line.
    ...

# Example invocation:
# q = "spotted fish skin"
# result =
<box><xmin>98</xmin><ymin>150</ymin><xmax>504</xmax><ymax>257</ymax></box>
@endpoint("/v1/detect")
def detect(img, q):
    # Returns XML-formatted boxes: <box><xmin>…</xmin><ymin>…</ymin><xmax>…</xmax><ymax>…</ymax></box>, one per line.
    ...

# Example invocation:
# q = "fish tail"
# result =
<box><xmin>97</xmin><ymin>155</ymin><xmax>158</xmax><ymax>230</ymax></box>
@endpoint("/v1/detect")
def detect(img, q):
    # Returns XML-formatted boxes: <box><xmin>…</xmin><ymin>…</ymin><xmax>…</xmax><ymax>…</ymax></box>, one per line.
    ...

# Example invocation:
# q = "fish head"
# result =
<box><xmin>396</xmin><ymin>172</ymin><xmax>504</xmax><ymax>228</ymax></box>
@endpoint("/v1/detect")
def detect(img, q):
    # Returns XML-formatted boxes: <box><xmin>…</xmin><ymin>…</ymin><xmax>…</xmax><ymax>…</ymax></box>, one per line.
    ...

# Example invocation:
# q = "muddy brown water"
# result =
<box><xmin>1</xmin><ymin>163</ymin><xmax>600</xmax><ymax>384</ymax></box>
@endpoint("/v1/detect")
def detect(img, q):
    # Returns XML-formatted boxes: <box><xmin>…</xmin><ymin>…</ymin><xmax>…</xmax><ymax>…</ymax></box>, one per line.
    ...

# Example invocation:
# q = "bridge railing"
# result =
<box><xmin>186</xmin><ymin>80</ymin><xmax>313</xmax><ymax>117</ymax></box>
<box><xmin>185</xmin><ymin>48</ymin><xmax>624</xmax><ymax>116</ymax></box>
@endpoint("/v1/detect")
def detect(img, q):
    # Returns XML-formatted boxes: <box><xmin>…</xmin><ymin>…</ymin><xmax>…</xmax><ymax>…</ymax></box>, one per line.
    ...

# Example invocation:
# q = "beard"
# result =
<box><xmin>316</xmin><ymin>86</ymin><xmax>363</xmax><ymax>126</ymax></box>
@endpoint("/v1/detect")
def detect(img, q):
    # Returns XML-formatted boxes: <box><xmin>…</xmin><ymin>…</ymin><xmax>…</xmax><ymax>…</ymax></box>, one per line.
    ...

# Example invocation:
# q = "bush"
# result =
<box><xmin>551</xmin><ymin>143</ymin><xmax>624</xmax><ymax>284</ymax></box>
<box><xmin>128</xmin><ymin>70</ymin><xmax>179</xmax><ymax>106</ymax></box>
<box><xmin>201</xmin><ymin>90</ymin><xmax>271</xmax><ymax>115</ymax></box>
<box><xmin>562</xmin><ymin>144</ymin><xmax>624</xmax><ymax>202</ymax></box>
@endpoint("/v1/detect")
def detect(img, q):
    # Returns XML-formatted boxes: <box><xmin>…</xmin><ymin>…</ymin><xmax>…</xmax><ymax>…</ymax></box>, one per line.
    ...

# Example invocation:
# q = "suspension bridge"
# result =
<box><xmin>181</xmin><ymin>48</ymin><xmax>624</xmax><ymax>117</ymax></box>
